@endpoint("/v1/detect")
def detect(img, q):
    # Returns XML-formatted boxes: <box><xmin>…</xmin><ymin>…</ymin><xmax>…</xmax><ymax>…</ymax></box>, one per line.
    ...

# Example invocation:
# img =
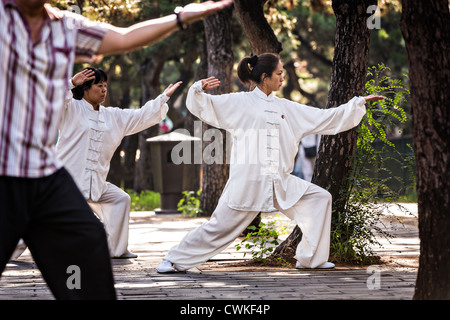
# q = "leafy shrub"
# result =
<box><xmin>236</xmin><ymin>221</ymin><xmax>280</xmax><ymax>262</ymax></box>
<box><xmin>127</xmin><ymin>189</ymin><xmax>160</xmax><ymax>211</ymax></box>
<box><xmin>177</xmin><ymin>190</ymin><xmax>203</xmax><ymax>217</ymax></box>
<box><xmin>330</xmin><ymin>64</ymin><xmax>414</xmax><ymax>264</ymax></box>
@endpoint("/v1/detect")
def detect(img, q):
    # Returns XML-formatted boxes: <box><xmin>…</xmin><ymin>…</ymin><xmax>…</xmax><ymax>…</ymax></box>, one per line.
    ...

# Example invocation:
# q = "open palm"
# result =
<box><xmin>163</xmin><ymin>81</ymin><xmax>183</xmax><ymax>97</ymax></box>
<box><xmin>201</xmin><ymin>77</ymin><xmax>221</xmax><ymax>91</ymax></box>
<box><xmin>71</xmin><ymin>69</ymin><xmax>95</xmax><ymax>86</ymax></box>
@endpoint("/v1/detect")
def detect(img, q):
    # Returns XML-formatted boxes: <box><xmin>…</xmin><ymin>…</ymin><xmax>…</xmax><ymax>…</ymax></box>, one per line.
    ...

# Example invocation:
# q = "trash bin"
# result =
<box><xmin>147</xmin><ymin>131</ymin><xmax>201</xmax><ymax>213</ymax></box>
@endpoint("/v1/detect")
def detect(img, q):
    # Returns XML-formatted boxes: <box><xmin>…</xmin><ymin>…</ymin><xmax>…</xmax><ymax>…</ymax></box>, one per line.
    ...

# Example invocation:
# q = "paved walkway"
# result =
<box><xmin>0</xmin><ymin>203</ymin><xmax>419</xmax><ymax>302</ymax></box>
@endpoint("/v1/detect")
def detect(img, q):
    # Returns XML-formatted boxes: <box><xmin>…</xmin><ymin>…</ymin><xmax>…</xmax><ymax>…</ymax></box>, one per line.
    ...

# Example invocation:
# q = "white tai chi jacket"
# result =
<box><xmin>186</xmin><ymin>80</ymin><xmax>367</xmax><ymax>212</ymax></box>
<box><xmin>56</xmin><ymin>88</ymin><xmax>169</xmax><ymax>201</ymax></box>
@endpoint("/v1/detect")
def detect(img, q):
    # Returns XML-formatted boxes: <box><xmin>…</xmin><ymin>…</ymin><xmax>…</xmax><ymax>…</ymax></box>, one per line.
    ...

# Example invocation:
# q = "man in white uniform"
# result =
<box><xmin>56</xmin><ymin>68</ymin><xmax>181</xmax><ymax>258</ymax></box>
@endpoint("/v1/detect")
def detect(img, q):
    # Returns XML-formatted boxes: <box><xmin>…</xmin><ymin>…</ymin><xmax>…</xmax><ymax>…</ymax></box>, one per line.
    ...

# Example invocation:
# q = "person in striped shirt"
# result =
<box><xmin>0</xmin><ymin>0</ymin><xmax>233</xmax><ymax>300</ymax></box>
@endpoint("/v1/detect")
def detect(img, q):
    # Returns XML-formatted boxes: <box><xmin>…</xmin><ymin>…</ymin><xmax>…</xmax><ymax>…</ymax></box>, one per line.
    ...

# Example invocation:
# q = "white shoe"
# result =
<box><xmin>156</xmin><ymin>260</ymin><xmax>177</xmax><ymax>273</ymax></box>
<box><xmin>113</xmin><ymin>251</ymin><xmax>138</xmax><ymax>259</ymax></box>
<box><xmin>295</xmin><ymin>261</ymin><xmax>335</xmax><ymax>269</ymax></box>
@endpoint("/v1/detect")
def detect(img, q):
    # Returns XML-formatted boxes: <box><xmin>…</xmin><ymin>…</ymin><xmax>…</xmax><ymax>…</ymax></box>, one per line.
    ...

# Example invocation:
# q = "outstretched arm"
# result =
<box><xmin>289</xmin><ymin>95</ymin><xmax>385</xmax><ymax>138</ymax></box>
<box><xmin>98</xmin><ymin>0</ymin><xmax>233</xmax><ymax>56</ymax></box>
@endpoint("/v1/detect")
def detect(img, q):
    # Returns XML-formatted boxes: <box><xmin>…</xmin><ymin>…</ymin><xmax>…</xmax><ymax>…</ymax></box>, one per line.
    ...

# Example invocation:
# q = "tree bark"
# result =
<box><xmin>400</xmin><ymin>0</ymin><xmax>450</xmax><ymax>300</ymax></box>
<box><xmin>314</xmin><ymin>0</ymin><xmax>375</xmax><ymax>219</ymax></box>
<box><xmin>234</xmin><ymin>0</ymin><xmax>282</xmax><ymax>54</ymax></box>
<box><xmin>133</xmin><ymin>57</ymin><xmax>166</xmax><ymax>191</ymax></box>
<box><xmin>199</xmin><ymin>3</ymin><xmax>234</xmax><ymax>216</ymax></box>
<box><xmin>106</xmin><ymin>57</ymin><xmax>131</xmax><ymax>187</ymax></box>
<box><xmin>272</xmin><ymin>0</ymin><xmax>375</xmax><ymax>259</ymax></box>
<box><xmin>184</xmin><ymin>37</ymin><xmax>209</xmax><ymax>194</ymax></box>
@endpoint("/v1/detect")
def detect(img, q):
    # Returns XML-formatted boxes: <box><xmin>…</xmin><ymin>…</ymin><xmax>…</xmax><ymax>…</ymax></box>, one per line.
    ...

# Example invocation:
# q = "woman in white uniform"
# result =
<box><xmin>57</xmin><ymin>68</ymin><xmax>181</xmax><ymax>258</ymax></box>
<box><xmin>157</xmin><ymin>53</ymin><xmax>383</xmax><ymax>272</ymax></box>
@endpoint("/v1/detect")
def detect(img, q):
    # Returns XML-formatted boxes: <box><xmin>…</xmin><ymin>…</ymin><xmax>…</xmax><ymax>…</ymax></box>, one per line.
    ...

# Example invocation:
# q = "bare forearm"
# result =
<box><xmin>96</xmin><ymin>0</ymin><xmax>233</xmax><ymax>56</ymax></box>
<box><xmin>98</xmin><ymin>15</ymin><xmax>178</xmax><ymax>55</ymax></box>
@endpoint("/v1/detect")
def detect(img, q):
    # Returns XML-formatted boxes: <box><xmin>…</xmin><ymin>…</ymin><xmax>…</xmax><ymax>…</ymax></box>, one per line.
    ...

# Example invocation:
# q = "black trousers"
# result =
<box><xmin>0</xmin><ymin>168</ymin><xmax>116</xmax><ymax>299</ymax></box>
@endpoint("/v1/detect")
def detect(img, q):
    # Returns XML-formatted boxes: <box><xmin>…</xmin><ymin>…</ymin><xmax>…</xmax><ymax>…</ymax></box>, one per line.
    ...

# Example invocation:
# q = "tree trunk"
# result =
<box><xmin>184</xmin><ymin>37</ymin><xmax>209</xmax><ymax>194</ymax></box>
<box><xmin>106</xmin><ymin>57</ymin><xmax>131</xmax><ymax>187</ymax></box>
<box><xmin>166</xmin><ymin>45</ymin><xmax>198</xmax><ymax>130</ymax></box>
<box><xmin>315</xmin><ymin>0</ymin><xmax>375</xmax><ymax>219</ymax></box>
<box><xmin>199</xmin><ymin>3</ymin><xmax>234</xmax><ymax>216</ymax></box>
<box><xmin>234</xmin><ymin>0</ymin><xmax>282</xmax><ymax>54</ymax></box>
<box><xmin>272</xmin><ymin>0</ymin><xmax>375</xmax><ymax>260</ymax></box>
<box><xmin>133</xmin><ymin>57</ymin><xmax>166</xmax><ymax>191</ymax></box>
<box><xmin>400</xmin><ymin>0</ymin><xmax>450</xmax><ymax>300</ymax></box>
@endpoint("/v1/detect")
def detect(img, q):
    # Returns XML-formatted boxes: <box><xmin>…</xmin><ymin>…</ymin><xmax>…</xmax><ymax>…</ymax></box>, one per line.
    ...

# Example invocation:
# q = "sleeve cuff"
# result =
<box><xmin>357</xmin><ymin>96</ymin><xmax>366</xmax><ymax>106</ymax></box>
<box><xmin>161</xmin><ymin>93</ymin><xmax>170</xmax><ymax>103</ymax></box>
<box><xmin>68</xmin><ymin>78</ymin><xmax>76</xmax><ymax>90</ymax></box>
<box><xmin>193</xmin><ymin>80</ymin><xmax>204</xmax><ymax>93</ymax></box>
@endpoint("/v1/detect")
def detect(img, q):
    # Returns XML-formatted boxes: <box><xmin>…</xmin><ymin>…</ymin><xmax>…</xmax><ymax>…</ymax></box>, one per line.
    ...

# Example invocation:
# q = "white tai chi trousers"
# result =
<box><xmin>164</xmin><ymin>183</ymin><xmax>332</xmax><ymax>271</ymax></box>
<box><xmin>88</xmin><ymin>183</ymin><xmax>131</xmax><ymax>258</ymax></box>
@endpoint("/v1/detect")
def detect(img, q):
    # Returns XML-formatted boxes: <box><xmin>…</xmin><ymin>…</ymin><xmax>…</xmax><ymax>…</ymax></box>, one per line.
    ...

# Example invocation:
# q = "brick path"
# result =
<box><xmin>0</xmin><ymin>203</ymin><xmax>419</xmax><ymax>301</ymax></box>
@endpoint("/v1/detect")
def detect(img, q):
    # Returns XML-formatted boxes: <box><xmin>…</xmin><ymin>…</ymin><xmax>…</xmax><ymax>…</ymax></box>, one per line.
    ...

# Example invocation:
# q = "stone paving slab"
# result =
<box><xmin>0</xmin><ymin>203</ymin><xmax>419</xmax><ymax>302</ymax></box>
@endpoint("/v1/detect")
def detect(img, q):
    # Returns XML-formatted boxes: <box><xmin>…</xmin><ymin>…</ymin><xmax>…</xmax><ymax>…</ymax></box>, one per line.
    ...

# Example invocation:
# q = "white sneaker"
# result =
<box><xmin>156</xmin><ymin>260</ymin><xmax>177</xmax><ymax>273</ymax></box>
<box><xmin>295</xmin><ymin>261</ymin><xmax>335</xmax><ymax>269</ymax></box>
<box><xmin>113</xmin><ymin>251</ymin><xmax>138</xmax><ymax>259</ymax></box>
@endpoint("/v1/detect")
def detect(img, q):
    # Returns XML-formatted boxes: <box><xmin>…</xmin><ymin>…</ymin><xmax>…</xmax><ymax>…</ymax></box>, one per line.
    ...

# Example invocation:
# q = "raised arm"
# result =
<box><xmin>64</xmin><ymin>69</ymin><xmax>96</xmax><ymax>106</ymax></box>
<box><xmin>71</xmin><ymin>68</ymin><xmax>95</xmax><ymax>87</ymax></box>
<box><xmin>98</xmin><ymin>0</ymin><xmax>233</xmax><ymax>55</ymax></box>
<box><xmin>120</xmin><ymin>81</ymin><xmax>182</xmax><ymax>136</ymax></box>
<box><xmin>186</xmin><ymin>77</ymin><xmax>243</xmax><ymax>130</ymax></box>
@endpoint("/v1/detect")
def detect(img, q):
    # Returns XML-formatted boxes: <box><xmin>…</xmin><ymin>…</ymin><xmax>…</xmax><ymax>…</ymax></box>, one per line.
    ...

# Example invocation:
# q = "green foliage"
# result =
<box><xmin>127</xmin><ymin>189</ymin><xmax>160</xmax><ymax>211</ymax></box>
<box><xmin>362</xmin><ymin>64</ymin><xmax>410</xmax><ymax>150</ymax></box>
<box><xmin>235</xmin><ymin>221</ymin><xmax>280</xmax><ymax>263</ymax></box>
<box><xmin>330</xmin><ymin>64</ymin><xmax>414</xmax><ymax>264</ymax></box>
<box><xmin>177</xmin><ymin>190</ymin><xmax>203</xmax><ymax>217</ymax></box>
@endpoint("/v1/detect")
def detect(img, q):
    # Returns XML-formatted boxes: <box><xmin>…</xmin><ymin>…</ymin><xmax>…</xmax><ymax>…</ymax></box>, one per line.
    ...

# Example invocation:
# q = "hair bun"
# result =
<box><xmin>248</xmin><ymin>55</ymin><xmax>258</xmax><ymax>68</ymax></box>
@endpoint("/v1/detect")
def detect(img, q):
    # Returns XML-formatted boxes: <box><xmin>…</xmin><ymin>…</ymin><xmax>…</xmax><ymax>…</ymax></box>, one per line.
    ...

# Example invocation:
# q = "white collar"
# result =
<box><xmin>252</xmin><ymin>86</ymin><xmax>275</xmax><ymax>101</ymax></box>
<box><xmin>81</xmin><ymin>98</ymin><xmax>102</xmax><ymax>112</ymax></box>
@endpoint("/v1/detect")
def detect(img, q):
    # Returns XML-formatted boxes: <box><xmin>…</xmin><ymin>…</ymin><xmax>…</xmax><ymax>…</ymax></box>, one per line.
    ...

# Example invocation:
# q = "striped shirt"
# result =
<box><xmin>0</xmin><ymin>0</ymin><xmax>109</xmax><ymax>177</ymax></box>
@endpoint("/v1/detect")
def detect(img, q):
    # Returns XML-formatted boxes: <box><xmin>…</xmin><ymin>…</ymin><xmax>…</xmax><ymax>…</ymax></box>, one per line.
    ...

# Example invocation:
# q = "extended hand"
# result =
<box><xmin>201</xmin><ymin>77</ymin><xmax>221</xmax><ymax>91</ymax></box>
<box><xmin>71</xmin><ymin>69</ymin><xmax>95</xmax><ymax>87</ymax></box>
<box><xmin>364</xmin><ymin>95</ymin><xmax>385</xmax><ymax>102</ymax></box>
<box><xmin>180</xmin><ymin>0</ymin><xmax>233</xmax><ymax>25</ymax></box>
<box><xmin>164</xmin><ymin>81</ymin><xmax>183</xmax><ymax>97</ymax></box>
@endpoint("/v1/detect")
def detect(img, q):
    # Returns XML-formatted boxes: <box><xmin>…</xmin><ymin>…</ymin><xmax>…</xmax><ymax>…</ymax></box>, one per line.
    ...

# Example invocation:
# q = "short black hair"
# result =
<box><xmin>72</xmin><ymin>68</ymin><xmax>108</xmax><ymax>100</ymax></box>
